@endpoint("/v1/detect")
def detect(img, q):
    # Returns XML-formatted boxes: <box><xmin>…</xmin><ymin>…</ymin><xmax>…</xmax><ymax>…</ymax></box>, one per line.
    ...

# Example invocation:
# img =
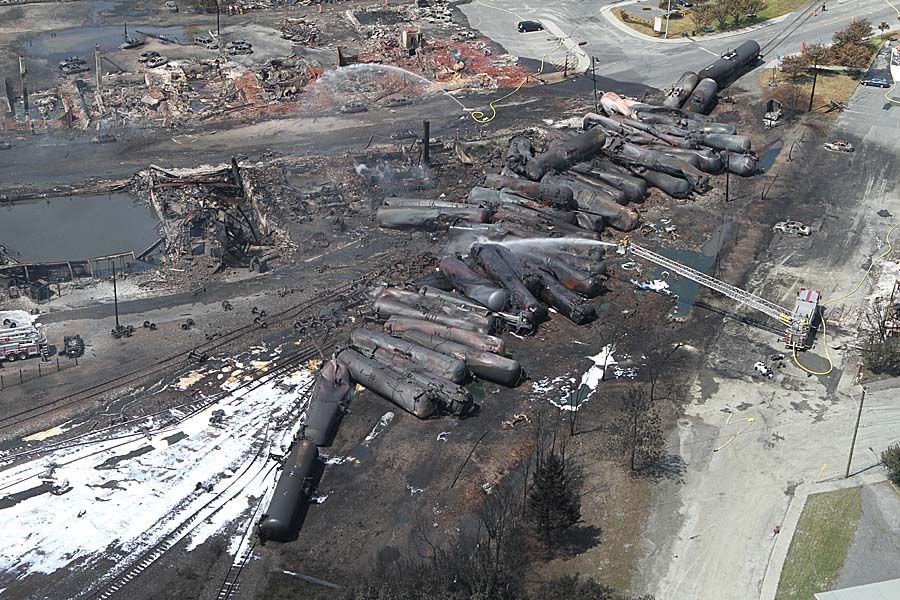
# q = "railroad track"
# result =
<box><xmin>80</xmin><ymin>356</ymin><xmax>322</xmax><ymax>600</ymax></box>
<box><xmin>0</xmin><ymin>280</ymin><xmax>369</xmax><ymax>436</ymax></box>
<box><xmin>0</xmin><ymin>318</ymin><xmax>342</xmax><ymax>468</ymax></box>
<box><xmin>82</xmin><ymin>454</ymin><xmax>275</xmax><ymax>600</ymax></box>
<box><xmin>759</xmin><ymin>0</ymin><xmax>818</xmax><ymax>57</ymax></box>
<box><xmin>216</xmin><ymin>542</ymin><xmax>257</xmax><ymax>600</ymax></box>
<box><xmin>0</xmin><ymin>334</ymin><xmax>332</xmax><ymax>493</ymax></box>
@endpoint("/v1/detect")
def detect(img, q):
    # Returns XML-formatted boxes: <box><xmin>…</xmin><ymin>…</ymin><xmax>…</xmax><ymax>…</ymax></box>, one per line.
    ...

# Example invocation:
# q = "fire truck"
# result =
<box><xmin>0</xmin><ymin>324</ymin><xmax>49</xmax><ymax>362</ymax></box>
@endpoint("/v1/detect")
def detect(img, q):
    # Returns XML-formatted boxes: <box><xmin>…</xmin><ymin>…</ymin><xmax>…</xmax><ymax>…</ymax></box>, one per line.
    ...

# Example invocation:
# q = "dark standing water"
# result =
<box><xmin>0</xmin><ymin>194</ymin><xmax>160</xmax><ymax>263</ymax></box>
<box><xmin>758</xmin><ymin>139</ymin><xmax>784</xmax><ymax>172</ymax></box>
<box><xmin>654</xmin><ymin>222</ymin><xmax>733</xmax><ymax>318</ymax></box>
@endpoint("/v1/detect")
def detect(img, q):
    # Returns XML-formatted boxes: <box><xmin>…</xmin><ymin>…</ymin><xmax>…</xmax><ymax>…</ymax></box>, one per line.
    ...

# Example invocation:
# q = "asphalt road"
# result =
<box><xmin>637</xmin><ymin>69</ymin><xmax>900</xmax><ymax>599</ymax></box>
<box><xmin>459</xmin><ymin>0</ymin><xmax>899</xmax><ymax>88</ymax></box>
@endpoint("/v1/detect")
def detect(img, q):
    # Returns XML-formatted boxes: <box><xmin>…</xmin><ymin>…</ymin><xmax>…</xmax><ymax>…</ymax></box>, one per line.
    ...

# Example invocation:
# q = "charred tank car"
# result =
<box><xmin>303</xmin><ymin>359</ymin><xmax>351</xmax><ymax>447</ymax></box>
<box><xmin>697</xmin><ymin>41</ymin><xmax>761</xmax><ymax>90</ymax></box>
<box><xmin>258</xmin><ymin>438</ymin><xmax>319</xmax><ymax>542</ymax></box>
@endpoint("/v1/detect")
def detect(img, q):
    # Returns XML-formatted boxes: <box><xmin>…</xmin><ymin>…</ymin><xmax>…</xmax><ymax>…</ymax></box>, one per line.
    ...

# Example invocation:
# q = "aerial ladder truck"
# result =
<box><xmin>617</xmin><ymin>237</ymin><xmax>821</xmax><ymax>350</ymax></box>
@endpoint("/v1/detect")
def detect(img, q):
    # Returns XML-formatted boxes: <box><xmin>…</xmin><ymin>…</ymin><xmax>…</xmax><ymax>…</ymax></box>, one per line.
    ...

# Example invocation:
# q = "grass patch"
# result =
<box><xmin>759</xmin><ymin>69</ymin><xmax>861</xmax><ymax>111</ymax></box>
<box><xmin>614</xmin><ymin>0</ymin><xmax>807</xmax><ymax>38</ymax></box>
<box><xmin>775</xmin><ymin>487</ymin><xmax>863</xmax><ymax>600</ymax></box>
<box><xmin>758</xmin><ymin>0</ymin><xmax>809</xmax><ymax>20</ymax></box>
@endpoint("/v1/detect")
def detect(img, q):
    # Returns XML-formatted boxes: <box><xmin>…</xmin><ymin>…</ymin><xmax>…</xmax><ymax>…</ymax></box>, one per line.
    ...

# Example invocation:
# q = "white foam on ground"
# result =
<box><xmin>0</xmin><ymin>363</ymin><xmax>314</xmax><ymax>584</ymax></box>
<box><xmin>532</xmin><ymin>346</ymin><xmax>626</xmax><ymax>412</ymax></box>
<box><xmin>0</xmin><ymin>310</ymin><xmax>39</xmax><ymax>327</ymax></box>
<box><xmin>630</xmin><ymin>279</ymin><xmax>672</xmax><ymax>295</ymax></box>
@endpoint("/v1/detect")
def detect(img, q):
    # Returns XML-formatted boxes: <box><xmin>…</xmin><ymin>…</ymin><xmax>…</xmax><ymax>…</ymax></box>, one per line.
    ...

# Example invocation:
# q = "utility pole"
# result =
<box><xmin>216</xmin><ymin>1</ymin><xmax>221</xmax><ymax>36</ymax></box>
<box><xmin>422</xmin><ymin>119</ymin><xmax>430</xmax><ymax>166</ymax></box>
<box><xmin>111</xmin><ymin>261</ymin><xmax>121</xmax><ymax>330</ymax></box>
<box><xmin>18</xmin><ymin>56</ymin><xmax>28</xmax><ymax>114</ymax></box>
<box><xmin>723</xmin><ymin>153</ymin><xmax>731</xmax><ymax>202</ymax></box>
<box><xmin>844</xmin><ymin>388</ymin><xmax>867</xmax><ymax>478</ymax></box>
<box><xmin>664</xmin><ymin>0</ymin><xmax>672</xmax><ymax>38</ymax></box>
<box><xmin>807</xmin><ymin>55</ymin><xmax>819</xmax><ymax>112</ymax></box>
<box><xmin>94</xmin><ymin>44</ymin><xmax>102</xmax><ymax>90</ymax></box>
<box><xmin>591</xmin><ymin>57</ymin><xmax>599</xmax><ymax>113</ymax></box>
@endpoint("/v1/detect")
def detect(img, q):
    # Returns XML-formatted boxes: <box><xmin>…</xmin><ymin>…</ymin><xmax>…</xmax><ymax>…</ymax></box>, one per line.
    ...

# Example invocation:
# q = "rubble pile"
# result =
<box><xmin>350</xmin><ymin>2</ymin><xmax>529</xmax><ymax>93</ymax></box>
<box><xmin>279</xmin><ymin>17</ymin><xmax>321</xmax><ymax>46</ymax></box>
<box><xmin>139</xmin><ymin>163</ymin><xmax>276</xmax><ymax>273</ymax></box>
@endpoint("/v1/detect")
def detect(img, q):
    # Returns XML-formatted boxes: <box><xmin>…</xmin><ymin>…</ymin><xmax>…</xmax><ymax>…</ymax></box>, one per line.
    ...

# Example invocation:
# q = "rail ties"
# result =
<box><xmin>216</xmin><ymin>544</ymin><xmax>256</xmax><ymax>600</ymax></box>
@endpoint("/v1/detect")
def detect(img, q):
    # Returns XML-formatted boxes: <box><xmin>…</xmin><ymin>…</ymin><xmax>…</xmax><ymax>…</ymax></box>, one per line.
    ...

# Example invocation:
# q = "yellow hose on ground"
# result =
<box><xmin>792</xmin><ymin>223</ymin><xmax>900</xmax><ymax>376</ymax></box>
<box><xmin>468</xmin><ymin>1</ymin><xmax>566</xmax><ymax>123</ymax></box>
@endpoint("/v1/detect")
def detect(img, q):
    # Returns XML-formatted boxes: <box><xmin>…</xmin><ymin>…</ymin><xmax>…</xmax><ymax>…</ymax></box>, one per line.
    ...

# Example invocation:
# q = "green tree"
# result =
<box><xmin>862</xmin><ymin>336</ymin><xmax>900</xmax><ymax>375</ymax></box>
<box><xmin>882</xmin><ymin>444</ymin><xmax>900</xmax><ymax>484</ymax></box>
<box><xmin>528</xmin><ymin>443</ymin><xmax>582</xmax><ymax>544</ymax></box>
<box><xmin>879</xmin><ymin>21</ymin><xmax>890</xmax><ymax>34</ymax></box>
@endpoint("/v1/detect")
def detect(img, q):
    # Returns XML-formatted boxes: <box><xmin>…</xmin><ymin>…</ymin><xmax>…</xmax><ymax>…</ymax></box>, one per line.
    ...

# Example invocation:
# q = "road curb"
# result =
<box><xmin>758</xmin><ymin>471</ymin><xmax>888</xmax><ymax>600</ymax></box>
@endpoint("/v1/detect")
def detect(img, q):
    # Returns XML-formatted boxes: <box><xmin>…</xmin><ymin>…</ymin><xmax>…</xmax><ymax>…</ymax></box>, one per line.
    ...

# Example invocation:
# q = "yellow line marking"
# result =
<box><xmin>816</xmin><ymin>463</ymin><xmax>828</xmax><ymax>481</ymax></box>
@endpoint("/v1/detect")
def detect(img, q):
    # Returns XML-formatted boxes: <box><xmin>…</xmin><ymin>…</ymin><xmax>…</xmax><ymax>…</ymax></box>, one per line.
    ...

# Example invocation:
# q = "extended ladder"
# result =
<box><xmin>619</xmin><ymin>240</ymin><xmax>796</xmax><ymax>328</ymax></box>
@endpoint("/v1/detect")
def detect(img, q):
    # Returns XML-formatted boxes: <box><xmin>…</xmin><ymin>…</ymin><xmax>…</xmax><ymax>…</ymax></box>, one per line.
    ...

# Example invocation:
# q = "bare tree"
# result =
<box><xmin>771</xmin><ymin>84</ymin><xmax>808</xmax><ymax>120</ymax></box>
<box><xmin>710</xmin><ymin>0</ymin><xmax>731</xmax><ymax>29</ymax></box>
<box><xmin>780</xmin><ymin>55</ymin><xmax>808</xmax><ymax>82</ymax></box>
<box><xmin>691</xmin><ymin>3</ymin><xmax>717</xmax><ymax>33</ymax></box>
<box><xmin>614</xmin><ymin>384</ymin><xmax>665</xmax><ymax>472</ymax></box>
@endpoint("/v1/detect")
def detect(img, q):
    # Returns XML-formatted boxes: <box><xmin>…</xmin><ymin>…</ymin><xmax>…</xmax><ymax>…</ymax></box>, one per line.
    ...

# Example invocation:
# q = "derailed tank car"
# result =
<box><xmin>258</xmin><ymin>438</ymin><xmax>319</xmax><ymax>542</ymax></box>
<box><xmin>697</xmin><ymin>41</ymin><xmax>761</xmax><ymax>89</ymax></box>
<box><xmin>303</xmin><ymin>359</ymin><xmax>351</xmax><ymax>447</ymax></box>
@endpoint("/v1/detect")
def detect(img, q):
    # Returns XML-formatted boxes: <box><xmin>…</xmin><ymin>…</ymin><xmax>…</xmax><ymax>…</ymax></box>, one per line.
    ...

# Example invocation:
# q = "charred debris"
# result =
<box><xmin>251</xmin><ymin>41</ymin><xmax>768</xmax><ymax>543</ymax></box>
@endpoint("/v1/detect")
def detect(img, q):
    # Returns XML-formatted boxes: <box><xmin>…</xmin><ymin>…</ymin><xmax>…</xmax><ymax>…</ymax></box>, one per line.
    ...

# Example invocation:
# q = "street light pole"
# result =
<box><xmin>591</xmin><ymin>57</ymin><xmax>599</xmax><ymax>113</ymax></box>
<box><xmin>111</xmin><ymin>260</ymin><xmax>120</xmax><ymax>330</ymax></box>
<box><xmin>844</xmin><ymin>388</ymin><xmax>867</xmax><ymax>478</ymax></box>
<box><xmin>216</xmin><ymin>1</ymin><xmax>221</xmax><ymax>36</ymax></box>
<box><xmin>665</xmin><ymin>0</ymin><xmax>672</xmax><ymax>38</ymax></box>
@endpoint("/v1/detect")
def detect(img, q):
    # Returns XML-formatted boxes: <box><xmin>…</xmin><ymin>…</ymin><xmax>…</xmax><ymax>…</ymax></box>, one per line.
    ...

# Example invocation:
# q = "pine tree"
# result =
<box><xmin>528</xmin><ymin>448</ymin><xmax>581</xmax><ymax>544</ymax></box>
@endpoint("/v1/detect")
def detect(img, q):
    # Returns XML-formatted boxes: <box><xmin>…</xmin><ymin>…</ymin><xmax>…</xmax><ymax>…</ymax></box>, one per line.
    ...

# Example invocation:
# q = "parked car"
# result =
<box><xmin>90</xmin><ymin>133</ymin><xmax>117</xmax><ymax>144</ymax></box>
<box><xmin>861</xmin><ymin>76</ymin><xmax>891</xmax><ymax>88</ymax></box>
<box><xmin>339</xmin><ymin>102</ymin><xmax>368</xmax><ymax>114</ymax></box>
<box><xmin>144</xmin><ymin>55</ymin><xmax>169</xmax><ymax>68</ymax></box>
<box><xmin>773</xmin><ymin>220</ymin><xmax>812</xmax><ymax>236</ymax></box>
<box><xmin>0</xmin><ymin>141</ymin><xmax>11</xmax><ymax>151</ymax></box>
<box><xmin>119</xmin><ymin>37</ymin><xmax>145</xmax><ymax>50</ymax></box>
<box><xmin>517</xmin><ymin>20</ymin><xmax>544</xmax><ymax>33</ymax></box>
<box><xmin>165</xmin><ymin>1</ymin><xmax>178</xmax><ymax>12</ymax></box>
<box><xmin>677</xmin><ymin>0</ymin><xmax>693</xmax><ymax>6</ymax></box>
<box><xmin>194</xmin><ymin>36</ymin><xmax>218</xmax><ymax>49</ymax></box>
<box><xmin>824</xmin><ymin>140</ymin><xmax>854</xmax><ymax>153</ymax></box>
<box><xmin>385</xmin><ymin>96</ymin><xmax>413</xmax><ymax>108</ymax></box>
<box><xmin>139</xmin><ymin>50</ymin><xmax>160</xmax><ymax>63</ymax></box>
